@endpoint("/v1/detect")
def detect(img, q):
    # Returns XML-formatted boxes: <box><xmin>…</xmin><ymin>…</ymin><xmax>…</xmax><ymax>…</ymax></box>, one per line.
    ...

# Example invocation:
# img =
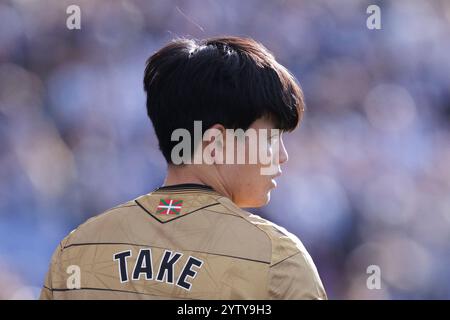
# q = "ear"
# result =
<box><xmin>202</xmin><ymin>124</ymin><xmax>226</xmax><ymax>163</ymax></box>
<box><xmin>208</xmin><ymin>124</ymin><xmax>226</xmax><ymax>147</ymax></box>
<box><xmin>208</xmin><ymin>123</ymin><xmax>226</xmax><ymax>133</ymax></box>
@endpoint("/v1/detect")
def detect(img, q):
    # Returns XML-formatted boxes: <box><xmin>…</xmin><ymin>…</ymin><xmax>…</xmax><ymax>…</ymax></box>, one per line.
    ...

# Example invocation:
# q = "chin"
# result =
<box><xmin>238</xmin><ymin>192</ymin><xmax>271</xmax><ymax>208</ymax></box>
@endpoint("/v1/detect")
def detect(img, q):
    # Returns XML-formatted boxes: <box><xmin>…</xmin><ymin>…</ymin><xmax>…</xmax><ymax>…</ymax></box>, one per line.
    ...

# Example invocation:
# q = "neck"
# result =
<box><xmin>163</xmin><ymin>164</ymin><xmax>233</xmax><ymax>200</ymax></box>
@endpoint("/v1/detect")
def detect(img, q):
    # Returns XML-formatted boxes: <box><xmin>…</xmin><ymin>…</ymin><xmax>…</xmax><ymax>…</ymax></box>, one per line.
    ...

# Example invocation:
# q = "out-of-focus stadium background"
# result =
<box><xmin>1</xmin><ymin>0</ymin><xmax>450</xmax><ymax>299</ymax></box>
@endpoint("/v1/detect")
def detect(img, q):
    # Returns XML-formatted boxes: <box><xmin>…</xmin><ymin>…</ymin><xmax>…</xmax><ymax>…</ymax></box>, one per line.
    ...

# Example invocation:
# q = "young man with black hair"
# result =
<box><xmin>40</xmin><ymin>37</ymin><xmax>327</xmax><ymax>300</ymax></box>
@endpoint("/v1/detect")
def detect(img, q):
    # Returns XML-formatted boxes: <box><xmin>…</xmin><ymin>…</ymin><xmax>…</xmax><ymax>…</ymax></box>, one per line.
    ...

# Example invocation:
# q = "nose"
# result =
<box><xmin>278</xmin><ymin>137</ymin><xmax>288</xmax><ymax>165</ymax></box>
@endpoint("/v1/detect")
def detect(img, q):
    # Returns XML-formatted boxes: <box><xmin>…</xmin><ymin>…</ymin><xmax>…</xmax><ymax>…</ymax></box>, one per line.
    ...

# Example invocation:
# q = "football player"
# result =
<box><xmin>40</xmin><ymin>37</ymin><xmax>327</xmax><ymax>300</ymax></box>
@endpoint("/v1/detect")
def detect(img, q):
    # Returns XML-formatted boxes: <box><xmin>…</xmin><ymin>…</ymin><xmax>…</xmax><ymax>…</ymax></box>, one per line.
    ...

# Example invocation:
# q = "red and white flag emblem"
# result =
<box><xmin>156</xmin><ymin>199</ymin><xmax>183</xmax><ymax>215</ymax></box>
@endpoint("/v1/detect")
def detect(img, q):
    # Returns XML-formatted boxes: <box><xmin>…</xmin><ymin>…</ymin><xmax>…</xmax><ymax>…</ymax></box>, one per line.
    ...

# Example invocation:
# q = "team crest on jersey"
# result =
<box><xmin>156</xmin><ymin>199</ymin><xmax>183</xmax><ymax>215</ymax></box>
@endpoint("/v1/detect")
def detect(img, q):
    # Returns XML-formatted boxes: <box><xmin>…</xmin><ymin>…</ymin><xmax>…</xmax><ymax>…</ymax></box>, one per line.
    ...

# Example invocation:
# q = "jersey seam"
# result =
<box><xmin>45</xmin><ymin>286</ymin><xmax>199</xmax><ymax>299</ymax></box>
<box><xmin>269</xmin><ymin>251</ymin><xmax>301</xmax><ymax>268</ymax></box>
<box><xmin>61</xmin><ymin>204</ymin><xmax>139</xmax><ymax>247</ymax></box>
<box><xmin>134</xmin><ymin>200</ymin><xmax>221</xmax><ymax>224</ymax></box>
<box><xmin>62</xmin><ymin>241</ymin><xmax>271</xmax><ymax>264</ymax></box>
<box><xmin>217</xmin><ymin>197</ymin><xmax>274</xmax><ymax>258</ymax></box>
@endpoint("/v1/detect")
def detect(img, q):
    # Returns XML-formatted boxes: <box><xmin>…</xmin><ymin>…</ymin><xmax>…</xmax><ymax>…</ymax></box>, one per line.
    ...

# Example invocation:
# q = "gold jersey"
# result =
<box><xmin>40</xmin><ymin>184</ymin><xmax>327</xmax><ymax>300</ymax></box>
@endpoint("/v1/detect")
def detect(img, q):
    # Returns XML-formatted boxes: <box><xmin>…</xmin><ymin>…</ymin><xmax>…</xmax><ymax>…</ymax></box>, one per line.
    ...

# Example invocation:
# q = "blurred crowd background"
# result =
<box><xmin>1</xmin><ymin>0</ymin><xmax>450</xmax><ymax>299</ymax></box>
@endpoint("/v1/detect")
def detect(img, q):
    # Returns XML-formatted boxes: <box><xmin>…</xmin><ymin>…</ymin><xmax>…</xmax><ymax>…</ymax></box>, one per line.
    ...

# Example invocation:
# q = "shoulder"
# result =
<box><xmin>216</xmin><ymin>197</ymin><xmax>308</xmax><ymax>266</ymax></box>
<box><xmin>218</xmin><ymin>197</ymin><xmax>327</xmax><ymax>299</ymax></box>
<box><xmin>60</xmin><ymin>199</ymin><xmax>140</xmax><ymax>248</ymax></box>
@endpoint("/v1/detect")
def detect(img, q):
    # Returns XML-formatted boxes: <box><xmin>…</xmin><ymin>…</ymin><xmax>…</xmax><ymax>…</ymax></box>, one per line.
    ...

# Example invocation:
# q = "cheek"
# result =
<box><xmin>241</xmin><ymin>166</ymin><xmax>270</xmax><ymax>190</ymax></box>
<box><xmin>231</xmin><ymin>166</ymin><xmax>256</xmax><ymax>189</ymax></box>
<box><xmin>233</xmin><ymin>168</ymin><xmax>272</xmax><ymax>207</ymax></box>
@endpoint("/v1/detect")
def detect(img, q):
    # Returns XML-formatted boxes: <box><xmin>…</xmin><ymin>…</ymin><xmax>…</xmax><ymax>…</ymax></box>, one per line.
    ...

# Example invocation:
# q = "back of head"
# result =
<box><xmin>143</xmin><ymin>36</ymin><xmax>304</xmax><ymax>163</ymax></box>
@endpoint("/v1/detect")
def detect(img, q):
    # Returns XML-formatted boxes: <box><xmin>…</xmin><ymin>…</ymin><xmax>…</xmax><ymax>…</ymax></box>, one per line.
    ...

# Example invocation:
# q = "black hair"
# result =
<box><xmin>143</xmin><ymin>36</ymin><xmax>304</xmax><ymax>163</ymax></box>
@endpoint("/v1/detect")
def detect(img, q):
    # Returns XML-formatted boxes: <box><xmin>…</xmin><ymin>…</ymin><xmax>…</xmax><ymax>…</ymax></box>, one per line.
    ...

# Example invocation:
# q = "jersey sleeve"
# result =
<box><xmin>267</xmin><ymin>251</ymin><xmax>327</xmax><ymax>300</ymax></box>
<box><xmin>39</xmin><ymin>242</ymin><xmax>64</xmax><ymax>300</ymax></box>
<box><xmin>39</xmin><ymin>271</ymin><xmax>53</xmax><ymax>300</ymax></box>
